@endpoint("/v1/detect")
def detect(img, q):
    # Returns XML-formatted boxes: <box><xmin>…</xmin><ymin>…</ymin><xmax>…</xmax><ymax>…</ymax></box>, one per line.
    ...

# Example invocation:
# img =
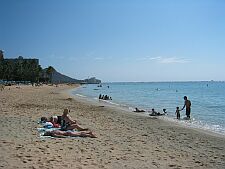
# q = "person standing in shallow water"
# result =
<box><xmin>175</xmin><ymin>107</ymin><xmax>181</xmax><ymax>120</ymax></box>
<box><xmin>181</xmin><ymin>96</ymin><xmax>191</xmax><ymax>119</ymax></box>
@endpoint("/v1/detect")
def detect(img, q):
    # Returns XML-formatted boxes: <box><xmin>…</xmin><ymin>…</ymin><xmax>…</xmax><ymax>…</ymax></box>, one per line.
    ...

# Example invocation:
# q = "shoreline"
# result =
<box><xmin>66</xmin><ymin>87</ymin><xmax>225</xmax><ymax>139</ymax></box>
<box><xmin>0</xmin><ymin>84</ymin><xmax>225</xmax><ymax>169</ymax></box>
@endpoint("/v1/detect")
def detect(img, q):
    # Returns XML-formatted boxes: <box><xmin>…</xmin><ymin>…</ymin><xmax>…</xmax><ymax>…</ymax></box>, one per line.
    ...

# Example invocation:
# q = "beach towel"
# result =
<box><xmin>37</xmin><ymin>124</ymin><xmax>79</xmax><ymax>139</ymax></box>
<box><xmin>37</xmin><ymin>119</ymin><xmax>83</xmax><ymax>139</ymax></box>
<box><xmin>38</xmin><ymin>127</ymin><xmax>59</xmax><ymax>138</ymax></box>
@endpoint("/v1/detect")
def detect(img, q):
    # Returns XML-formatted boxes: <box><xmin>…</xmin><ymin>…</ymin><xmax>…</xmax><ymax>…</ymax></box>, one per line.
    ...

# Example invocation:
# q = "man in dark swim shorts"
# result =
<box><xmin>181</xmin><ymin>96</ymin><xmax>191</xmax><ymax>119</ymax></box>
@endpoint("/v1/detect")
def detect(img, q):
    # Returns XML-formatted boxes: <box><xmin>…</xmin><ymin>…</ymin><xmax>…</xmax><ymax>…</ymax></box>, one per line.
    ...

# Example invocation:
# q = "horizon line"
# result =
<box><xmin>101</xmin><ymin>80</ymin><xmax>225</xmax><ymax>83</ymax></box>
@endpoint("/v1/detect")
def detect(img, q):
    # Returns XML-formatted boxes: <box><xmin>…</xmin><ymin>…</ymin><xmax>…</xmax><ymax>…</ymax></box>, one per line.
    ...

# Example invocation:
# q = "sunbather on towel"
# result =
<box><xmin>61</xmin><ymin>108</ymin><xmax>88</xmax><ymax>131</ymax></box>
<box><xmin>43</xmin><ymin>130</ymin><xmax>97</xmax><ymax>138</ymax></box>
<box><xmin>40</xmin><ymin>109</ymin><xmax>88</xmax><ymax>131</ymax></box>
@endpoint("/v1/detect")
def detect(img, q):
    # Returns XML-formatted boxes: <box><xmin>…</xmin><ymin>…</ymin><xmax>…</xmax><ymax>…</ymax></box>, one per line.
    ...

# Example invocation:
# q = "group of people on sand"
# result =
<box><xmin>99</xmin><ymin>94</ymin><xmax>112</xmax><ymax>100</ymax></box>
<box><xmin>134</xmin><ymin>96</ymin><xmax>192</xmax><ymax>120</ymax></box>
<box><xmin>149</xmin><ymin>108</ymin><xmax>167</xmax><ymax>116</ymax></box>
<box><xmin>40</xmin><ymin>108</ymin><xmax>96</xmax><ymax>138</ymax></box>
<box><xmin>134</xmin><ymin>107</ymin><xmax>167</xmax><ymax>116</ymax></box>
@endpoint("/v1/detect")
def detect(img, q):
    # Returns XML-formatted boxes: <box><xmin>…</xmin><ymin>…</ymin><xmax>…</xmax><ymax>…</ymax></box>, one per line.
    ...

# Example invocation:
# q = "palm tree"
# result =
<box><xmin>36</xmin><ymin>65</ymin><xmax>42</xmax><ymax>82</ymax></box>
<box><xmin>46</xmin><ymin>66</ymin><xmax>55</xmax><ymax>83</ymax></box>
<box><xmin>0</xmin><ymin>50</ymin><xmax>3</xmax><ymax>60</ymax></box>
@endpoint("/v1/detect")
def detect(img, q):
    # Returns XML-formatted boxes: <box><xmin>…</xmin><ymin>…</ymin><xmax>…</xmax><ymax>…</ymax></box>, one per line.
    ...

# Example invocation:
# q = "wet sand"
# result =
<box><xmin>0</xmin><ymin>84</ymin><xmax>225</xmax><ymax>169</ymax></box>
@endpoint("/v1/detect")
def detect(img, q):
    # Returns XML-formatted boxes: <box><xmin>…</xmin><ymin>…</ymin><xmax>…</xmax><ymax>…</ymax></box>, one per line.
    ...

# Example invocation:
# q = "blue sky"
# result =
<box><xmin>0</xmin><ymin>0</ymin><xmax>225</xmax><ymax>82</ymax></box>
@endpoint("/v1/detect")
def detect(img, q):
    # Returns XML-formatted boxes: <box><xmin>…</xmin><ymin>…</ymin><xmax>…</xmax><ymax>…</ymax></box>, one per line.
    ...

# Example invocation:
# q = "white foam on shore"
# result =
<box><xmin>160</xmin><ymin>115</ymin><xmax>225</xmax><ymax>136</ymax></box>
<box><xmin>75</xmin><ymin>94</ymin><xmax>87</xmax><ymax>98</ymax></box>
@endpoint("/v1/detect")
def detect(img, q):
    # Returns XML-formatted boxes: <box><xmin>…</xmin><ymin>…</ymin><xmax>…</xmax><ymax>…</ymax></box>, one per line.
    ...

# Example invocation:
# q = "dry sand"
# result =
<box><xmin>0</xmin><ymin>84</ymin><xmax>225</xmax><ymax>169</ymax></box>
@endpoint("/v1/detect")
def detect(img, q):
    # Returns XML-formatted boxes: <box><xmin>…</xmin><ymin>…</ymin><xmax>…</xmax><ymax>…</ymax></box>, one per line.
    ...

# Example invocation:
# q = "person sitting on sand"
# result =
<box><xmin>40</xmin><ymin>109</ymin><xmax>88</xmax><ymax>131</ymax></box>
<box><xmin>175</xmin><ymin>107</ymin><xmax>181</xmax><ymax>120</ymax></box>
<box><xmin>49</xmin><ymin>116</ymin><xmax>61</xmax><ymax>128</ymax></box>
<box><xmin>43</xmin><ymin>130</ymin><xmax>97</xmax><ymax>138</ymax></box>
<box><xmin>61</xmin><ymin>108</ymin><xmax>88</xmax><ymax>131</ymax></box>
<box><xmin>41</xmin><ymin>115</ymin><xmax>62</xmax><ymax>124</ymax></box>
<box><xmin>41</xmin><ymin>116</ymin><xmax>61</xmax><ymax>128</ymax></box>
<box><xmin>61</xmin><ymin>108</ymin><xmax>76</xmax><ymax>123</ymax></box>
<box><xmin>134</xmin><ymin>107</ymin><xmax>145</xmax><ymax>112</ymax></box>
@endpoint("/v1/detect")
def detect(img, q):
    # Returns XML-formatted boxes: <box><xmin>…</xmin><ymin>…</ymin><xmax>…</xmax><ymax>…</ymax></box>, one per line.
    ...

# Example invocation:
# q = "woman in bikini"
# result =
<box><xmin>44</xmin><ymin>130</ymin><xmax>96</xmax><ymax>138</ymax></box>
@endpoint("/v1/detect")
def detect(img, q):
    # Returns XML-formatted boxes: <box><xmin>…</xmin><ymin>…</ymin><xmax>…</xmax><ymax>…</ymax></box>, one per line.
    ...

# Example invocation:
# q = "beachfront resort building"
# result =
<box><xmin>3</xmin><ymin>56</ymin><xmax>39</xmax><ymax>65</ymax></box>
<box><xmin>0</xmin><ymin>52</ymin><xmax>40</xmax><ymax>82</ymax></box>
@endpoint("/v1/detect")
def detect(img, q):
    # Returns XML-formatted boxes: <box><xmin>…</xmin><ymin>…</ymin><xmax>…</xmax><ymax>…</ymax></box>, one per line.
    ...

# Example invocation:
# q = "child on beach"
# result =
<box><xmin>175</xmin><ymin>107</ymin><xmax>181</xmax><ymax>120</ymax></box>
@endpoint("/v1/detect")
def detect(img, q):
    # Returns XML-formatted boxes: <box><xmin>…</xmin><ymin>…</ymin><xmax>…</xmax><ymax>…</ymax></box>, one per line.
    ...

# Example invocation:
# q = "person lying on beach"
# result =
<box><xmin>134</xmin><ymin>107</ymin><xmax>145</xmax><ymax>112</ymax></box>
<box><xmin>149</xmin><ymin>108</ymin><xmax>166</xmax><ymax>116</ymax></box>
<box><xmin>149</xmin><ymin>108</ymin><xmax>158</xmax><ymax>116</ymax></box>
<box><xmin>43</xmin><ymin>130</ymin><xmax>97</xmax><ymax>138</ymax></box>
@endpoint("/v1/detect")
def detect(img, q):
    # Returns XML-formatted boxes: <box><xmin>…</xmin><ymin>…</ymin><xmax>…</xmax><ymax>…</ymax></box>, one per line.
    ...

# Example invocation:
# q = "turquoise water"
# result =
<box><xmin>71</xmin><ymin>82</ymin><xmax>225</xmax><ymax>135</ymax></box>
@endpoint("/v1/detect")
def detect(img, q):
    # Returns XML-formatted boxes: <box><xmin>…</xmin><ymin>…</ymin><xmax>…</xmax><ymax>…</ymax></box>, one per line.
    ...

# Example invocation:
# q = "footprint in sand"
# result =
<box><xmin>195</xmin><ymin>160</ymin><xmax>201</xmax><ymax>164</ymax></box>
<box><xmin>152</xmin><ymin>161</ymin><xmax>159</xmax><ymax>167</ymax></box>
<box><xmin>168</xmin><ymin>164</ymin><xmax>177</xmax><ymax>167</ymax></box>
<box><xmin>169</xmin><ymin>156</ymin><xmax>175</xmax><ymax>159</ymax></box>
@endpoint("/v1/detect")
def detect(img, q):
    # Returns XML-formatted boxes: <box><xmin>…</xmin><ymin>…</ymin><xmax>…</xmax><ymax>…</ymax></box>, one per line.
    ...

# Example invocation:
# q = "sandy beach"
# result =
<box><xmin>0</xmin><ymin>84</ymin><xmax>225</xmax><ymax>169</ymax></box>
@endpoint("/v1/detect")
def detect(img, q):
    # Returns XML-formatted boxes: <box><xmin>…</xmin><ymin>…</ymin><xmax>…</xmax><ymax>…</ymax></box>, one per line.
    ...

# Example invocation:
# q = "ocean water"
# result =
<box><xmin>70</xmin><ymin>82</ymin><xmax>225</xmax><ymax>135</ymax></box>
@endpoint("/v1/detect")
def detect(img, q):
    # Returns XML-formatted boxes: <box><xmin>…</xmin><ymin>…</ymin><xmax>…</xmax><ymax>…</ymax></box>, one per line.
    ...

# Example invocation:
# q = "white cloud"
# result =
<box><xmin>160</xmin><ymin>57</ymin><xmax>190</xmax><ymax>64</ymax></box>
<box><xmin>149</xmin><ymin>56</ymin><xmax>162</xmax><ymax>60</ymax></box>
<box><xmin>93</xmin><ymin>55</ymin><xmax>114</xmax><ymax>61</ymax></box>
<box><xmin>138</xmin><ymin>56</ymin><xmax>190</xmax><ymax>64</ymax></box>
<box><xmin>137</xmin><ymin>56</ymin><xmax>161</xmax><ymax>61</ymax></box>
<box><xmin>94</xmin><ymin>57</ymin><xmax>104</xmax><ymax>60</ymax></box>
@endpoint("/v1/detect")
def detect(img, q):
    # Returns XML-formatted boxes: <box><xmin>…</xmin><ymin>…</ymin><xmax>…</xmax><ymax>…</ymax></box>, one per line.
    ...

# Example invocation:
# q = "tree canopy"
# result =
<box><xmin>0</xmin><ymin>58</ymin><xmax>42</xmax><ymax>82</ymax></box>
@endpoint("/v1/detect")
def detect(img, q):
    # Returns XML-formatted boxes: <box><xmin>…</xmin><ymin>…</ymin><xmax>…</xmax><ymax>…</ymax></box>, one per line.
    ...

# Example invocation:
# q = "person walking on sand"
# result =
<box><xmin>175</xmin><ymin>107</ymin><xmax>181</xmax><ymax>120</ymax></box>
<box><xmin>181</xmin><ymin>96</ymin><xmax>191</xmax><ymax>119</ymax></box>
